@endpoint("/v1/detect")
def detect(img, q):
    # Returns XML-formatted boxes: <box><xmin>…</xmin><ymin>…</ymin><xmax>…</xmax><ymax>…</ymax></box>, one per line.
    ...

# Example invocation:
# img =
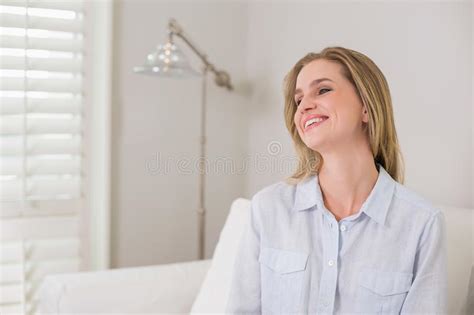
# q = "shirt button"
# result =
<box><xmin>328</xmin><ymin>260</ymin><xmax>335</xmax><ymax>267</ymax></box>
<box><xmin>340</xmin><ymin>225</ymin><xmax>346</xmax><ymax>231</ymax></box>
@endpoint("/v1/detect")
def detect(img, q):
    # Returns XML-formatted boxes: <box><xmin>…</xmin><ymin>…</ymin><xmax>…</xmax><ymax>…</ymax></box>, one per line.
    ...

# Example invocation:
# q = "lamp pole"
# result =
<box><xmin>197</xmin><ymin>65</ymin><xmax>208</xmax><ymax>260</ymax></box>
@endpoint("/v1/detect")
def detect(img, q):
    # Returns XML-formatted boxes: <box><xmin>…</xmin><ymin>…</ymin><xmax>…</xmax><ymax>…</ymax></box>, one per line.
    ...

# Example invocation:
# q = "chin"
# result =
<box><xmin>303</xmin><ymin>139</ymin><xmax>324</xmax><ymax>152</ymax></box>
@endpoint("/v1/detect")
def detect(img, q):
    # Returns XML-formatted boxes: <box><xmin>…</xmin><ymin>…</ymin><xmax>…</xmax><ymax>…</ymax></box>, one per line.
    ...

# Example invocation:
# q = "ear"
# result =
<box><xmin>362</xmin><ymin>107</ymin><xmax>369</xmax><ymax>123</ymax></box>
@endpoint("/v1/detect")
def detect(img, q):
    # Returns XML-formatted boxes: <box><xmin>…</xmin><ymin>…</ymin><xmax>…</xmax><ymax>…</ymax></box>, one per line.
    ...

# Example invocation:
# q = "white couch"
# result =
<box><xmin>38</xmin><ymin>198</ymin><xmax>473</xmax><ymax>314</ymax></box>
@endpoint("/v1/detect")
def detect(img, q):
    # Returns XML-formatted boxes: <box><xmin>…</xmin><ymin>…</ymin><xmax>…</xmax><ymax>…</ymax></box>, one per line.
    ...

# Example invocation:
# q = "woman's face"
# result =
<box><xmin>293</xmin><ymin>59</ymin><xmax>369</xmax><ymax>153</ymax></box>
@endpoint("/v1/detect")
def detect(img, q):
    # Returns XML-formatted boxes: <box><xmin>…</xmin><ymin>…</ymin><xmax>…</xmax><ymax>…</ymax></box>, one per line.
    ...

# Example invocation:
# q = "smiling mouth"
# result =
<box><xmin>304</xmin><ymin>117</ymin><xmax>329</xmax><ymax>131</ymax></box>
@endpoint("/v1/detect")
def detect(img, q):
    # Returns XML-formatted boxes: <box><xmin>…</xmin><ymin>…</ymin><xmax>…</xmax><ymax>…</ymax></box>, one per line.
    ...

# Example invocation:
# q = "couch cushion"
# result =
<box><xmin>460</xmin><ymin>265</ymin><xmax>474</xmax><ymax>314</ymax></box>
<box><xmin>39</xmin><ymin>259</ymin><xmax>211</xmax><ymax>314</ymax></box>
<box><xmin>441</xmin><ymin>204</ymin><xmax>474</xmax><ymax>314</ymax></box>
<box><xmin>190</xmin><ymin>198</ymin><xmax>250</xmax><ymax>313</ymax></box>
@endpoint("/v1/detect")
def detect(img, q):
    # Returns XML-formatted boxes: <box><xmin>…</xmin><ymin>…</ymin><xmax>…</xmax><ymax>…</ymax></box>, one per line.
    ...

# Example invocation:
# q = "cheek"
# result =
<box><xmin>293</xmin><ymin>113</ymin><xmax>301</xmax><ymax>133</ymax></box>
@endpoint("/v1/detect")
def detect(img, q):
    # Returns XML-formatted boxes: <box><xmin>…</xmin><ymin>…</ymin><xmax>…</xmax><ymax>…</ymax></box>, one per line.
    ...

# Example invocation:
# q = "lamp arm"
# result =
<box><xmin>168</xmin><ymin>18</ymin><xmax>233</xmax><ymax>90</ymax></box>
<box><xmin>168</xmin><ymin>20</ymin><xmax>211</xmax><ymax>70</ymax></box>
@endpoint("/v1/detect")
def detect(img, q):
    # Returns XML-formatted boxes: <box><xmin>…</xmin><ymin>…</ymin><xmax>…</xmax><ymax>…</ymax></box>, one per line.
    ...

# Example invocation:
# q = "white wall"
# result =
<box><xmin>111</xmin><ymin>0</ymin><xmax>472</xmax><ymax>268</ymax></box>
<box><xmin>244</xmin><ymin>1</ymin><xmax>473</xmax><ymax>210</ymax></box>
<box><xmin>468</xmin><ymin>6</ymin><xmax>474</xmax><ymax>311</ymax></box>
<box><xmin>111</xmin><ymin>0</ymin><xmax>249</xmax><ymax>267</ymax></box>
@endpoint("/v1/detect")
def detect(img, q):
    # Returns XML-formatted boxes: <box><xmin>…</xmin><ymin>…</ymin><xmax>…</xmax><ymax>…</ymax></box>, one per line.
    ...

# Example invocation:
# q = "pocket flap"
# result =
<box><xmin>258</xmin><ymin>247</ymin><xmax>309</xmax><ymax>274</ymax></box>
<box><xmin>359</xmin><ymin>267</ymin><xmax>413</xmax><ymax>296</ymax></box>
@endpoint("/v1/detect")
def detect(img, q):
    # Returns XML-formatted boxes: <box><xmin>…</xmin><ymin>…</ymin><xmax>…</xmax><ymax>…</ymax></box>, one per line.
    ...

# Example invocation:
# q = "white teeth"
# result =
<box><xmin>305</xmin><ymin>117</ymin><xmax>327</xmax><ymax>128</ymax></box>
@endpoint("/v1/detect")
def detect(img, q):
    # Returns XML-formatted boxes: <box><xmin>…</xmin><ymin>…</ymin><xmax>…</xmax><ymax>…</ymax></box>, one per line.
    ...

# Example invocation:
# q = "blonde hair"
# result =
<box><xmin>283</xmin><ymin>46</ymin><xmax>405</xmax><ymax>184</ymax></box>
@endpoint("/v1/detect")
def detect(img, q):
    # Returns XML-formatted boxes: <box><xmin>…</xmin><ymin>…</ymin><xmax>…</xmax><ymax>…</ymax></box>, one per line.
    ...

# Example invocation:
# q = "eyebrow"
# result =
<box><xmin>294</xmin><ymin>78</ymin><xmax>334</xmax><ymax>97</ymax></box>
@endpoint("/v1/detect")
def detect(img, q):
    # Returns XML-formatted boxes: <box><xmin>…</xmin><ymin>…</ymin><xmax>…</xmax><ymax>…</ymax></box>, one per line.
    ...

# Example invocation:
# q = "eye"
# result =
<box><xmin>294</xmin><ymin>88</ymin><xmax>331</xmax><ymax>107</ymax></box>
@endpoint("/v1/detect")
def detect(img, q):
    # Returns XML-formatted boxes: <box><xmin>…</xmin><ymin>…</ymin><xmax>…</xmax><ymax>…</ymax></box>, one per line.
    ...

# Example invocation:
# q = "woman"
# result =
<box><xmin>225</xmin><ymin>47</ymin><xmax>447</xmax><ymax>314</ymax></box>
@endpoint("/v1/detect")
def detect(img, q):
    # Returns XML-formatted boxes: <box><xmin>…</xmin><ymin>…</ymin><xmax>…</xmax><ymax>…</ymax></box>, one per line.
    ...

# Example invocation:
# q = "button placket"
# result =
<box><xmin>326</xmin><ymin>217</ymin><xmax>339</xmax><ymax>312</ymax></box>
<box><xmin>317</xmin><ymin>211</ymin><xmax>339</xmax><ymax>314</ymax></box>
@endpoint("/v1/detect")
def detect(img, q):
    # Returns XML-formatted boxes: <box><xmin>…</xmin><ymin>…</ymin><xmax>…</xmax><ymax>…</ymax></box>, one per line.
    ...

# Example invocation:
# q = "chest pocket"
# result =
<box><xmin>355</xmin><ymin>267</ymin><xmax>413</xmax><ymax>314</ymax></box>
<box><xmin>258</xmin><ymin>247</ymin><xmax>309</xmax><ymax>314</ymax></box>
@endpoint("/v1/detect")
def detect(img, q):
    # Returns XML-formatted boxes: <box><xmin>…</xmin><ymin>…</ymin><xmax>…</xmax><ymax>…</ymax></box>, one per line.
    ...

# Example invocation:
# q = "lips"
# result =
<box><xmin>302</xmin><ymin>114</ymin><xmax>329</xmax><ymax>132</ymax></box>
<box><xmin>305</xmin><ymin>117</ymin><xmax>328</xmax><ymax>131</ymax></box>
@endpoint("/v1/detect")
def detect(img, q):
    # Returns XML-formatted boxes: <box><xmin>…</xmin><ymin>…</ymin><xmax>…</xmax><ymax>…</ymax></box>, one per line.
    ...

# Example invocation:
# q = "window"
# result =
<box><xmin>0</xmin><ymin>1</ymin><xmax>87</xmax><ymax>313</ymax></box>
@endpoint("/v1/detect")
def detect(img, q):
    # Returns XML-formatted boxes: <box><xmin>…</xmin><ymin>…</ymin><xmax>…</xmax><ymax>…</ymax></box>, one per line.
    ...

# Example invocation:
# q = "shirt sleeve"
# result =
<box><xmin>401</xmin><ymin>210</ymin><xmax>448</xmax><ymax>314</ymax></box>
<box><xmin>225</xmin><ymin>195</ymin><xmax>262</xmax><ymax>314</ymax></box>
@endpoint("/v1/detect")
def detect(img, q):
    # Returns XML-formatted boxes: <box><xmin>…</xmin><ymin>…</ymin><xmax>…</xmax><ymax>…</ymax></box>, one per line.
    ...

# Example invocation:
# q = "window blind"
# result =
<box><xmin>0</xmin><ymin>1</ymin><xmax>85</xmax><ymax>314</ymax></box>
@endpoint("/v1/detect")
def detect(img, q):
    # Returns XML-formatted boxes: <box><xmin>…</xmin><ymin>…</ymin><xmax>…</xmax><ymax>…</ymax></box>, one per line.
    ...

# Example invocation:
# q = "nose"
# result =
<box><xmin>298</xmin><ymin>95</ymin><xmax>316</xmax><ymax>113</ymax></box>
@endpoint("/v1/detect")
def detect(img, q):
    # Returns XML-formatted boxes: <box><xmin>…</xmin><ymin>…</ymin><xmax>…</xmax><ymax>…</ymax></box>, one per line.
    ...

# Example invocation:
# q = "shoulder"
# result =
<box><xmin>250</xmin><ymin>179</ymin><xmax>297</xmax><ymax>214</ymax></box>
<box><xmin>393</xmin><ymin>183</ymin><xmax>441</xmax><ymax>214</ymax></box>
<box><xmin>391</xmin><ymin>182</ymin><xmax>444</xmax><ymax>224</ymax></box>
<box><xmin>391</xmin><ymin>183</ymin><xmax>447</xmax><ymax>253</ymax></box>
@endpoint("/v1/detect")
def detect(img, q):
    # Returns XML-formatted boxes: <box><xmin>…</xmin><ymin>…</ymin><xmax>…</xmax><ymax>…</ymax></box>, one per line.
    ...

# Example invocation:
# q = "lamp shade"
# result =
<box><xmin>133</xmin><ymin>42</ymin><xmax>201</xmax><ymax>77</ymax></box>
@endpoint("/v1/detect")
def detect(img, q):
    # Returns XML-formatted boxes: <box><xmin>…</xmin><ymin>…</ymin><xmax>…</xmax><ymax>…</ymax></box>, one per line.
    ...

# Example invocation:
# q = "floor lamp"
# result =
<box><xmin>133</xmin><ymin>18</ymin><xmax>233</xmax><ymax>260</ymax></box>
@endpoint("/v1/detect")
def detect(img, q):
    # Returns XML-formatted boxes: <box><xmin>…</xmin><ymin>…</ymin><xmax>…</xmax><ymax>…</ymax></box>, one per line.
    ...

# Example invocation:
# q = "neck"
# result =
<box><xmin>317</xmin><ymin>149</ymin><xmax>379</xmax><ymax>221</ymax></box>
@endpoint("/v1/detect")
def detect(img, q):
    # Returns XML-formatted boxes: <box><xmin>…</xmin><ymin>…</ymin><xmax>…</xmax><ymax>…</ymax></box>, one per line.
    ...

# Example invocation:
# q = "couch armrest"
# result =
<box><xmin>38</xmin><ymin>259</ymin><xmax>212</xmax><ymax>314</ymax></box>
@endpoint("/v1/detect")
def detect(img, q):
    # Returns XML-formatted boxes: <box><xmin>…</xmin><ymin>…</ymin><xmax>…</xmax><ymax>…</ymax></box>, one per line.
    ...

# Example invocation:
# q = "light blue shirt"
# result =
<box><xmin>226</xmin><ymin>163</ymin><xmax>448</xmax><ymax>314</ymax></box>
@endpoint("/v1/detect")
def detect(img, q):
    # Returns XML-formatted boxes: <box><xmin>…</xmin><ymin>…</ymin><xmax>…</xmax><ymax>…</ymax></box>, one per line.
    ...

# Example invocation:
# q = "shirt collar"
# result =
<box><xmin>292</xmin><ymin>163</ymin><xmax>396</xmax><ymax>227</ymax></box>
